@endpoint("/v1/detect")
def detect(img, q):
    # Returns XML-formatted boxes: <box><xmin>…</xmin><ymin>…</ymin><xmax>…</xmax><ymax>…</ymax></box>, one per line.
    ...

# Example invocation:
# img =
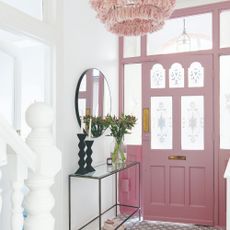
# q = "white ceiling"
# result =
<box><xmin>176</xmin><ymin>0</ymin><xmax>228</xmax><ymax>9</ymax></box>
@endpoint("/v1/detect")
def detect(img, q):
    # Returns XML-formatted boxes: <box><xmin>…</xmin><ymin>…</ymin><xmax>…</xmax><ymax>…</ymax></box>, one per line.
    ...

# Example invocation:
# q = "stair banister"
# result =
<box><xmin>0</xmin><ymin>114</ymin><xmax>36</xmax><ymax>170</ymax></box>
<box><xmin>23</xmin><ymin>102</ymin><xmax>62</xmax><ymax>230</ymax></box>
<box><xmin>0</xmin><ymin>112</ymin><xmax>36</xmax><ymax>229</ymax></box>
<box><xmin>8</xmin><ymin>153</ymin><xmax>28</xmax><ymax>230</ymax></box>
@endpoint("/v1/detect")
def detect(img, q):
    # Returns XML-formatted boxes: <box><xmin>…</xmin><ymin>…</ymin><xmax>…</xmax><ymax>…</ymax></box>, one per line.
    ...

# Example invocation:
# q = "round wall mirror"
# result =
<box><xmin>75</xmin><ymin>68</ymin><xmax>112</xmax><ymax>137</ymax></box>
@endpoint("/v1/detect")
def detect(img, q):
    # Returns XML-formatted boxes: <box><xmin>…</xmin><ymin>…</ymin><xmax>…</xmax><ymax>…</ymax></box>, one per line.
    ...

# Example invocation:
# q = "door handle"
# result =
<box><xmin>143</xmin><ymin>108</ymin><xmax>149</xmax><ymax>133</ymax></box>
<box><xmin>168</xmin><ymin>155</ymin><xmax>186</xmax><ymax>160</ymax></box>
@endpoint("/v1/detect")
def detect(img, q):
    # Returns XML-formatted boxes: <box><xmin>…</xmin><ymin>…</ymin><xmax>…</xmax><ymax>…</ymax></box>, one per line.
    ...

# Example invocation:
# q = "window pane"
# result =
<box><xmin>181</xmin><ymin>96</ymin><xmax>204</xmax><ymax>150</ymax></box>
<box><xmin>123</xmin><ymin>36</ymin><xmax>141</xmax><ymax>58</ymax></box>
<box><xmin>188</xmin><ymin>62</ymin><xmax>204</xmax><ymax>88</ymax></box>
<box><xmin>92</xmin><ymin>77</ymin><xmax>99</xmax><ymax>116</ymax></box>
<box><xmin>103</xmin><ymin>79</ymin><xmax>110</xmax><ymax>117</ymax></box>
<box><xmin>169</xmin><ymin>63</ymin><xmax>184</xmax><ymax>88</ymax></box>
<box><xmin>79</xmin><ymin>99</ymin><xmax>86</xmax><ymax>117</ymax></box>
<box><xmin>151</xmin><ymin>64</ymin><xmax>166</xmax><ymax>88</ymax></box>
<box><xmin>220</xmin><ymin>10</ymin><xmax>230</xmax><ymax>48</ymax></box>
<box><xmin>80</xmin><ymin>74</ymin><xmax>86</xmax><ymax>91</ymax></box>
<box><xmin>220</xmin><ymin>56</ymin><xmax>230</xmax><ymax>149</ymax></box>
<box><xmin>147</xmin><ymin>13</ymin><xmax>212</xmax><ymax>55</ymax></box>
<box><xmin>124</xmin><ymin>64</ymin><xmax>142</xmax><ymax>145</ymax></box>
<box><xmin>0</xmin><ymin>0</ymin><xmax>43</xmax><ymax>20</ymax></box>
<box><xmin>20</xmin><ymin>43</ymin><xmax>50</xmax><ymax>138</ymax></box>
<box><xmin>0</xmin><ymin>50</ymin><xmax>14</xmax><ymax>125</ymax></box>
<box><xmin>151</xmin><ymin>97</ymin><xmax>172</xmax><ymax>149</ymax></box>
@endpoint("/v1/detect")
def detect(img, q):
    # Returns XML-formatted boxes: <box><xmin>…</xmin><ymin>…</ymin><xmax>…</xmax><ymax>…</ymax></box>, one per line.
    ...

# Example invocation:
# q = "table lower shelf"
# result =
<box><xmin>78</xmin><ymin>204</ymin><xmax>141</xmax><ymax>230</ymax></box>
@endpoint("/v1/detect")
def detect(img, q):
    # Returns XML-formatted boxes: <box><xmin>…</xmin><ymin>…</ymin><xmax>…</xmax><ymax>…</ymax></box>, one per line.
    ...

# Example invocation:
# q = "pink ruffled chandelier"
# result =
<box><xmin>90</xmin><ymin>0</ymin><xmax>176</xmax><ymax>36</ymax></box>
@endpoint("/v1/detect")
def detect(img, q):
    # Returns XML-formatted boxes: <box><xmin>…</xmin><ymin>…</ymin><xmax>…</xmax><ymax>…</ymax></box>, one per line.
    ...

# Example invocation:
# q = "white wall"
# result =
<box><xmin>56</xmin><ymin>0</ymin><xmax>118</xmax><ymax>229</ymax></box>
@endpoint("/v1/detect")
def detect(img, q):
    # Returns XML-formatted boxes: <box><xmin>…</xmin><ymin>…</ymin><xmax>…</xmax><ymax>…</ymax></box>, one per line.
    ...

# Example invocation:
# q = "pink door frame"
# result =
<box><xmin>118</xmin><ymin>1</ymin><xmax>230</xmax><ymax>228</ymax></box>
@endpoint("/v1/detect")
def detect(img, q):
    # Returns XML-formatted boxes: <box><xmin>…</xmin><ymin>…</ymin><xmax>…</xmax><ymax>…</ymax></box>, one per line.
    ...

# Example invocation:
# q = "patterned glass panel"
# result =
<box><xmin>188</xmin><ymin>62</ymin><xmax>204</xmax><ymax>87</ymax></box>
<box><xmin>181</xmin><ymin>96</ymin><xmax>204</xmax><ymax>150</ymax></box>
<box><xmin>151</xmin><ymin>64</ymin><xmax>165</xmax><ymax>88</ymax></box>
<box><xmin>220</xmin><ymin>56</ymin><xmax>230</xmax><ymax>149</ymax></box>
<box><xmin>169</xmin><ymin>63</ymin><xmax>184</xmax><ymax>88</ymax></box>
<box><xmin>151</xmin><ymin>97</ymin><xmax>172</xmax><ymax>149</ymax></box>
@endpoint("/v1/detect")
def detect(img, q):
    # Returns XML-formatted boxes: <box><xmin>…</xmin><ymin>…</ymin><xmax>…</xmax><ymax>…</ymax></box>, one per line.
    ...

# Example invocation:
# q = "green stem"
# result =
<box><xmin>112</xmin><ymin>142</ymin><xmax>119</xmax><ymax>163</ymax></box>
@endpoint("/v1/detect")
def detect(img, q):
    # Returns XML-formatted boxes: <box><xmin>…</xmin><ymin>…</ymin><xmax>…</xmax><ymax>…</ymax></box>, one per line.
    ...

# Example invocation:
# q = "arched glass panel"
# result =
<box><xmin>151</xmin><ymin>64</ymin><xmax>166</xmax><ymax>88</ymax></box>
<box><xmin>169</xmin><ymin>63</ymin><xmax>184</xmax><ymax>88</ymax></box>
<box><xmin>188</xmin><ymin>62</ymin><xmax>204</xmax><ymax>87</ymax></box>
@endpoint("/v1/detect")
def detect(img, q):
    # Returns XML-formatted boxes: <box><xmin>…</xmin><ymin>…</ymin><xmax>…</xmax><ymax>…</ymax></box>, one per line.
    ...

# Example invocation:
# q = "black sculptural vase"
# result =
<box><xmin>75</xmin><ymin>133</ymin><xmax>87</xmax><ymax>175</ymax></box>
<box><xmin>85</xmin><ymin>140</ymin><xmax>95</xmax><ymax>172</ymax></box>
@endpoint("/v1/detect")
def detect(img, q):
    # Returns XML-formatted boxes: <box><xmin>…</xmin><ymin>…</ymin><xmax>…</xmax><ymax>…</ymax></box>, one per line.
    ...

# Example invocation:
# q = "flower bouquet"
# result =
<box><xmin>105</xmin><ymin>114</ymin><xmax>137</xmax><ymax>163</ymax></box>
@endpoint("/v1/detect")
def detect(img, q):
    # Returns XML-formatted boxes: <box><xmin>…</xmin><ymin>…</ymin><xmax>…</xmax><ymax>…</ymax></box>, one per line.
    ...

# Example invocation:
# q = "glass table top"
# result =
<box><xmin>69</xmin><ymin>161</ymin><xmax>139</xmax><ymax>179</ymax></box>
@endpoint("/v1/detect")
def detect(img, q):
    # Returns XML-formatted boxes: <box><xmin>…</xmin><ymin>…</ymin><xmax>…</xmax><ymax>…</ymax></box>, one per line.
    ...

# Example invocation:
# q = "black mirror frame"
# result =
<box><xmin>74</xmin><ymin>68</ymin><xmax>112</xmax><ymax>134</ymax></box>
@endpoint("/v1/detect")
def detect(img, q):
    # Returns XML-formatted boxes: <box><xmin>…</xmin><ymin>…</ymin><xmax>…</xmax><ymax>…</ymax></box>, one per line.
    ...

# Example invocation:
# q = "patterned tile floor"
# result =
<box><xmin>119</xmin><ymin>217</ymin><xmax>223</xmax><ymax>230</ymax></box>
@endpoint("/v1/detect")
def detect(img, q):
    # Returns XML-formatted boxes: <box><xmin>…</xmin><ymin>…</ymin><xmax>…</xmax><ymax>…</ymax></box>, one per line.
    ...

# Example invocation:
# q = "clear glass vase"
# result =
<box><xmin>111</xmin><ymin>138</ymin><xmax>126</xmax><ymax>164</ymax></box>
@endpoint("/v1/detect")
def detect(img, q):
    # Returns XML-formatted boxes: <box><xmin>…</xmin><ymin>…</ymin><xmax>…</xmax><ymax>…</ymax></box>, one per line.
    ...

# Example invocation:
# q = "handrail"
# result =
<box><xmin>0</xmin><ymin>114</ymin><xmax>36</xmax><ymax>171</ymax></box>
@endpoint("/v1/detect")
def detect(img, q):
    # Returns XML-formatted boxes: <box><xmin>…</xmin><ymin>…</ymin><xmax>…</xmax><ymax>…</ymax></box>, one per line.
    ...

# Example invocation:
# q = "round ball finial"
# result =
<box><xmin>26</xmin><ymin>102</ymin><xmax>54</xmax><ymax>128</ymax></box>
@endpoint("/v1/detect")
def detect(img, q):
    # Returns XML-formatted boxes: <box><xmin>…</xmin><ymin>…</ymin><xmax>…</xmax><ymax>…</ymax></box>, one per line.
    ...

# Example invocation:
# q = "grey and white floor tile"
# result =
<box><xmin>119</xmin><ymin>216</ymin><xmax>223</xmax><ymax>230</ymax></box>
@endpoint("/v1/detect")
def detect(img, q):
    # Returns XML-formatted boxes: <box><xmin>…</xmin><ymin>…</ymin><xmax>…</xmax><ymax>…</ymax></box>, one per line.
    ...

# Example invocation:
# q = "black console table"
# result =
<box><xmin>68</xmin><ymin>161</ymin><xmax>141</xmax><ymax>230</ymax></box>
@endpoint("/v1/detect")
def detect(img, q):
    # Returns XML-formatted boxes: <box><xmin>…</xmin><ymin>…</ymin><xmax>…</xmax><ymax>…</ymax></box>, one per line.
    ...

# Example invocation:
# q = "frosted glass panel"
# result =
<box><xmin>181</xmin><ymin>96</ymin><xmax>204</xmax><ymax>150</ymax></box>
<box><xmin>188</xmin><ymin>62</ymin><xmax>204</xmax><ymax>88</ymax></box>
<box><xmin>151</xmin><ymin>64</ymin><xmax>166</xmax><ymax>88</ymax></box>
<box><xmin>220</xmin><ymin>56</ymin><xmax>230</xmax><ymax>149</ymax></box>
<box><xmin>151</xmin><ymin>97</ymin><xmax>172</xmax><ymax>149</ymax></box>
<box><xmin>123</xmin><ymin>36</ymin><xmax>141</xmax><ymax>58</ymax></box>
<box><xmin>0</xmin><ymin>50</ymin><xmax>14</xmax><ymax>125</ymax></box>
<box><xmin>0</xmin><ymin>0</ymin><xmax>43</xmax><ymax>20</ymax></box>
<box><xmin>169</xmin><ymin>63</ymin><xmax>184</xmax><ymax>88</ymax></box>
<box><xmin>220</xmin><ymin>10</ymin><xmax>230</xmax><ymax>48</ymax></box>
<box><xmin>124</xmin><ymin>64</ymin><xmax>142</xmax><ymax>145</ymax></box>
<box><xmin>147</xmin><ymin>13</ymin><xmax>212</xmax><ymax>55</ymax></box>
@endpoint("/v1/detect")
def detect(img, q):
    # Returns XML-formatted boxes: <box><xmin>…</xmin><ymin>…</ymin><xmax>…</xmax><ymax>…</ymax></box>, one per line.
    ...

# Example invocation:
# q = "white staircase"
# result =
<box><xmin>0</xmin><ymin>102</ymin><xmax>61</xmax><ymax>230</ymax></box>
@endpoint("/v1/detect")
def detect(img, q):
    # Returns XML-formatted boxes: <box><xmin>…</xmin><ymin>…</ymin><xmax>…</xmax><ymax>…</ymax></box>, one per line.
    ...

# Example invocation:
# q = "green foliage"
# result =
<box><xmin>83</xmin><ymin>115</ymin><xmax>109</xmax><ymax>138</ymax></box>
<box><xmin>105</xmin><ymin>114</ymin><xmax>137</xmax><ymax>144</ymax></box>
<box><xmin>83</xmin><ymin>114</ymin><xmax>136</xmax><ymax>163</ymax></box>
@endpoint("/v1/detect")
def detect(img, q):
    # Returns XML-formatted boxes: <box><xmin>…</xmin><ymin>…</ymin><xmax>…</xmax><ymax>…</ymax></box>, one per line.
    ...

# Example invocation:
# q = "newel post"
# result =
<box><xmin>23</xmin><ymin>102</ymin><xmax>62</xmax><ymax>230</ymax></box>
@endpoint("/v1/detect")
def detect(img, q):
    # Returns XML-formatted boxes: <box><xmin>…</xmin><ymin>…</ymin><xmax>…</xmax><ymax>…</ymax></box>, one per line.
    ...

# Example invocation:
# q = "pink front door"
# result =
<box><xmin>142</xmin><ymin>54</ymin><xmax>214</xmax><ymax>225</ymax></box>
